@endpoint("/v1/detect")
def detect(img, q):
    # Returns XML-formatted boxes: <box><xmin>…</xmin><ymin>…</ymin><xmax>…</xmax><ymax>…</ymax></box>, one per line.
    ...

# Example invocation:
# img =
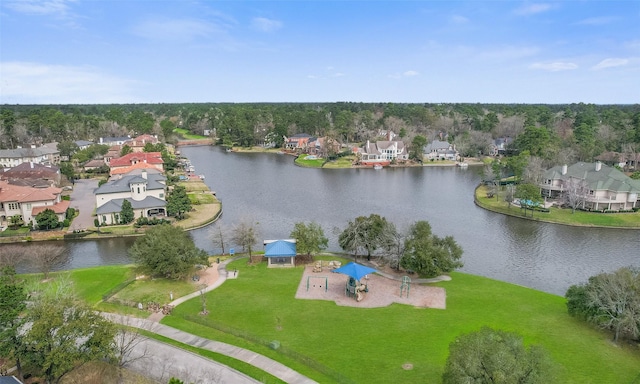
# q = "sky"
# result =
<box><xmin>0</xmin><ymin>1</ymin><xmax>639</xmax><ymax>105</ymax></box>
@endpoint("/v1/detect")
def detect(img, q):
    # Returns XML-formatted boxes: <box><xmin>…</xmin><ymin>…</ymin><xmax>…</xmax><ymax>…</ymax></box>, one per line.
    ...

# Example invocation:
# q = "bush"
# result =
<box><xmin>62</xmin><ymin>195</ymin><xmax>70</xmax><ymax>201</ymax></box>
<box><xmin>62</xmin><ymin>219</ymin><xmax>70</xmax><ymax>227</ymax></box>
<box><xmin>65</xmin><ymin>207</ymin><xmax>76</xmax><ymax>220</ymax></box>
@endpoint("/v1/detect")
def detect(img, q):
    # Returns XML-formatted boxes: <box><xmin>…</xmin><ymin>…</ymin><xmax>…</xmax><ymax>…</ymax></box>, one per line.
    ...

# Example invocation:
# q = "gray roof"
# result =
<box><xmin>75</xmin><ymin>140</ymin><xmax>94</xmax><ymax>147</ymax></box>
<box><xmin>0</xmin><ymin>377</ymin><xmax>24</xmax><ymax>384</ymax></box>
<box><xmin>424</xmin><ymin>140</ymin><xmax>452</xmax><ymax>152</ymax></box>
<box><xmin>0</xmin><ymin>147</ymin><xmax>58</xmax><ymax>158</ymax></box>
<box><xmin>95</xmin><ymin>173</ymin><xmax>166</xmax><ymax>195</ymax></box>
<box><xmin>544</xmin><ymin>162</ymin><xmax>640</xmax><ymax>193</ymax></box>
<box><xmin>96</xmin><ymin>196</ymin><xmax>166</xmax><ymax>214</ymax></box>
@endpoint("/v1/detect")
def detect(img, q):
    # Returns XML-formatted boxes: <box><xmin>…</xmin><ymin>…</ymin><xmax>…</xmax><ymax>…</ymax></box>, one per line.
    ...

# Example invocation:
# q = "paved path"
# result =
<box><xmin>113</xmin><ymin>257</ymin><xmax>318</xmax><ymax>384</ymax></box>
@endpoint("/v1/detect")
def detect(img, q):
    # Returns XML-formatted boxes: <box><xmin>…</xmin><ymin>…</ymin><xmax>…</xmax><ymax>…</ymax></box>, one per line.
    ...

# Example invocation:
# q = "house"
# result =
<box><xmin>75</xmin><ymin>140</ymin><xmax>94</xmax><ymax>150</ymax></box>
<box><xmin>0</xmin><ymin>376</ymin><xmax>24</xmax><ymax>384</ymax></box>
<box><xmin>104</xmin><ymin>145</ymin><xmax>121</xmax><ymax>165</ymax></box>
<box><xmin>0</xmin><ymin>146</ymin><xmax>60</xmax><ymax>168</ymax></box>
<box><xmin>423</xmin><ymin>140</ymin><xmax>458</xmax><ymax>161</ymax></box>
<box><xmin>284</xmin><ymin>134</ymin><xmax>314</xmax><ymax>152</ymax></box>
<box><xmin>540</xmin><ymin>162</ymin><xmax>640</xmax><ymax>211</ymax></box>
<box><xmin>595</xmin><ymin>151</ymin><xmax>640</xmax><ymax>171</ymax></box>
<box><xmin>0</xmin><ymin>162</ymin><xmax>61</xmax><ymax>187</ymax></box>
<box><xmin>0</xmin><ymin>180</ymin><xmax>69</xmax><ymax>228</ymax></box>
<box><xmin>357</xmin><ymin>138</ymin><xmax>408</xmax><ymax>166</ymax></box>
<box><xmin>489</xmin><ymin>137</ymin><xmax>514</xmax><ymax>156</ymax></box>
<box><xmin>307</xmin><ymin>136</ymin><xmax>342</xmax><ymax>157</ymax></box>
<box><xmin>99</xmin><ymin>136</ymin><xmax>130</xmax><ymax>146</ymax></box>
<box><xmin>108</xmin><ymin>152</ymin><xmax>164</xmax><ymax>176</ymax></box>
<box><xmin>264</xmin><ymin>239</ymin><xmax>297</xmax><ymax>268</ymax></box>
<box><xmin>83</xmin><ymin>159</ymin><xmax>107</xmax><ymax>172</ymax></box>
<box><xmin>94</xmin><ymin>169</ymin><xmax>167</xmax><ymax>225</ymax></box>
<box><xmin>123</xmin><ymin>134</ymin><xmax>160</xmax><ymax>153</ymax></box>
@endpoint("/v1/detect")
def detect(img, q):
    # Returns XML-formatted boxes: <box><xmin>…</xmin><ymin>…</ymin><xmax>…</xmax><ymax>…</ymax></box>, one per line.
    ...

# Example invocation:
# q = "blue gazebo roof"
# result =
<box><xmin>265</xmin><ymin>240</ymin><xmax>297</xmax><ymax>257</ymax></box>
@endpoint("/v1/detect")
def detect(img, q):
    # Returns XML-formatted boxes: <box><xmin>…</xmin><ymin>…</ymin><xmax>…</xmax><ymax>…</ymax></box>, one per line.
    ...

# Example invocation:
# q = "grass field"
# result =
<box><xmin>475</xmin><ymin>185</ymin><xmax>640</xmax><ymax>228</ymax></box>
<box><xmin>62</xmin><ymin>261</ymin><xmax>640</xmax><ymax>383</ymax></box>
<box><xmin>294</xmin><ymin>154</ymin><xmax>325</xmax><ymax>168</ymax></box>
<box><xmin>173</xmin><ymin>127</ymin><xmax>208</xmax><ymax>140</ymax></box>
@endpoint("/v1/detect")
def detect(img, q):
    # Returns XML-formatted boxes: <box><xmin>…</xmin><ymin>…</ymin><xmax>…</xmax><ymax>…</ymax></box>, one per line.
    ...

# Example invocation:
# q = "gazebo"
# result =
<box><xmin>264</xmin><ymin>239</ymin><xmax>297</xmax><ymax>268</ymax></box>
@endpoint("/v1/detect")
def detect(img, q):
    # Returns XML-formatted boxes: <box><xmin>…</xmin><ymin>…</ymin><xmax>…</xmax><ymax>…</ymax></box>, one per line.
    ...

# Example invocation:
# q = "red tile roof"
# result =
<box><xmin>109</xmin><ymin>152</ymin><xmax>163</xmax><ymax>167</ymax></box>
<box><xmin>0</xmin><ymin>181</ymin><xmax>62</xmax><ymax>203</ymax></box>
<box><xmin>31</xmin><ymin>200</ymin><xmax>70</xmax><ymax>215</ymax></box>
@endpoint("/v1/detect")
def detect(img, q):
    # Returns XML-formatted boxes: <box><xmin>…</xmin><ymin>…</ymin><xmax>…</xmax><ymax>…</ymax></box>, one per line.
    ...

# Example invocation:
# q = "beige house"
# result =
<box><xmin>540</xmin><ymin>162</ymin><xmax>640</xmax><ymax>211</ymax></box>
<box><xmin>0</xmin><ymin>181</ymin><xmax>69</xmax><ymax>229</ymax></box>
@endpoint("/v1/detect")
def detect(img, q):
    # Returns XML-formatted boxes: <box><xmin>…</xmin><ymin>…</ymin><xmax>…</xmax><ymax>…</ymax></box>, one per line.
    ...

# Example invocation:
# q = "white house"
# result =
<box><xmin>423</xmin><ymin>140</ymin><xmax>458</xmax><ymax>161</ymax></box>
<box><xmin>94</xmin><ymin>169</ymin><xmax>167</xmax><ymax>225</ymax></box>
<box><xmin>0</xmin><ymin>146</ymin><xmax>60</xmax><ymax>168</ymax></box>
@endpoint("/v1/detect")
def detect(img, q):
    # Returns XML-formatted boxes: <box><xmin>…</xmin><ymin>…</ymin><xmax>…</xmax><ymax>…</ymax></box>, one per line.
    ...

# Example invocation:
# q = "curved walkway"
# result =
<box><xmin>111</xmin><ymin>257</ymin><xmax>318</xmax><ymax>384</ymax></box>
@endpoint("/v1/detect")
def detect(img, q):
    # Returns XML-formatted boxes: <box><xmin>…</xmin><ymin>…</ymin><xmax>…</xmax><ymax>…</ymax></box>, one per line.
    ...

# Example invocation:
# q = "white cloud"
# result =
<box><xmin>389</xmin><ymin>70</ymin><xmax>419</xmax><ymax>79</ymax></box>
<box><xmin>331</xmin><ymin>72</ymin><xmax>345</xmax><ymax>78</ymax></box>
<box><xmin>4</xmin><ymin>0</ymin><xmax>74</xmax><ymax>15</ymax></box>
<box><xmin>0</xmin><ymin>61</ymin><xmax>139</xmax><ymax>104</ymax></box>
<box><xmin>514</xmin><ymin>3</ymin><xmax>553</xmax><ymax>16</ymax></box>
<box><xmin>251</xmin><ymin>17</ymin><xmax>282</xmax><ymax>32</ymax></box>
<box><xmin>575</xmin><ymin>16</ymin><xmax>616</xmax><ymax>26</ymax></box>
<box><xmin>403</xmin><ymin>70</ymin><xmax>419</xmax><ymax>77</ymax></box>
<box><xmin>529</xmin><ymin>62</ymin><xmax>578</xmax><ymax>71</ymax></box>
<box><xmin>132</xmin><ymin>18</ymin><xmax>218</xmax><ymax>42</ymax></box>
<box><xmin>592</xmin><ymin>58</ymin><xmax>629</xmax><ymax>70</ymax></box>
<box><xmin>450</xmin><ymin>15</ymin><xmax>468</xmax><ymax>24</ymax></box>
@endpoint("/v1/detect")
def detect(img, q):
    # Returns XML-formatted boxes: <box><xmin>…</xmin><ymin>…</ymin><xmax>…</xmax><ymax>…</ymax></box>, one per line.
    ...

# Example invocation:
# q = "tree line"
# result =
<box><xmin>1</xmin><ymin>103</ymin><xmax>639</xmax><ymax>167</ymax></box>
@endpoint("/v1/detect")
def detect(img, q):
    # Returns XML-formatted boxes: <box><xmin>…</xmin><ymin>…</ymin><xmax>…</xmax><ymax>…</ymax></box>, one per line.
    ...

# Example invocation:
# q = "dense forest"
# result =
<box><xmin>1</xmin><ymin>103</ymin><xmax>639</xmax><ymax>168</ymax></box>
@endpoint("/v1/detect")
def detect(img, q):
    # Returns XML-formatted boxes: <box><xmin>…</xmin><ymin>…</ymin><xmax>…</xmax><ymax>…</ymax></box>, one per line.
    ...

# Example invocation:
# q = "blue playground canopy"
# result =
<box><xmin>333</xmin><ymin>262</ymin><xmax>377</xmax><ymax>281</ymax></box>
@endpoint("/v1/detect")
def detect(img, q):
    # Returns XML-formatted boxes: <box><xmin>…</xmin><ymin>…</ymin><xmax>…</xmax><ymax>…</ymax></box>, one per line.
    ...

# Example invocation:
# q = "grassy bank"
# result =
<box><xmin>173</xmin><ymin>128</ymin><xmax>208</xmax><ymax>140</ymax></box>
<box><xmin>160</xmin><ymin>259</ymin><xmax>640</xmax><ymax>383</ymax></box>
<box><xmin>475</xmin><ymin>185</ymin><xmax>640</xmax><ymax>228</ymax></box>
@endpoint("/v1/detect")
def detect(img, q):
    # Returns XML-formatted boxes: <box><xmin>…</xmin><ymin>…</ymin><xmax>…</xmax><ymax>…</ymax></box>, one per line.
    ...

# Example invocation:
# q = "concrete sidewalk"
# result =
<box><xmin>120</xmin><ymin>257</ymin><xmax>318</xmax><ymax>384</ymax></box>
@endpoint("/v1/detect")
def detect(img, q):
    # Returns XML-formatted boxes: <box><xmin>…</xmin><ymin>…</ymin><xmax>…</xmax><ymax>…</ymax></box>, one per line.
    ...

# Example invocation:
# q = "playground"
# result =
<box><xmin>294</xmin><ymin>264</ymin><xmax>446</xmax><ymax>309</ymax></box>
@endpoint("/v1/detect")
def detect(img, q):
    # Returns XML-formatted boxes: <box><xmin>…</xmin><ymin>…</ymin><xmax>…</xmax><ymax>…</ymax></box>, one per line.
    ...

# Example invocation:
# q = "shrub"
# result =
<box><xmin>62</xmin><ymin>219</ymin><xmax>70</xmax><ymax>227</ymax></box>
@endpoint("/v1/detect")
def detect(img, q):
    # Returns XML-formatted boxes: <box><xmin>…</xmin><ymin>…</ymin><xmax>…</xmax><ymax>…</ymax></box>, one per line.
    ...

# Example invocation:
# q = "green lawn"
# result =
<box><xmin>294</xmin><ymin>154</ymin><xmax>325</xmax><ymax>168</ymax></box>
<box><xmin>173</xmin><ymin>127</ymin><xmax>208</xmax><ymax>140</ymax></box>
<box><xmin>476</xmin><ymin>185</ymin><xmax>640</xmax><ymax>228</ymax></box>
<box><xmin>61</xmin><ymin>261</ymin><xmax>640</xmax><ymax>383</ymax></box>
<box><xmin>113</xmin><ymin>277</ymin><xmax>199</xmax><ymax>305</ymax></box>
<box><xmin>161</xmin><ymin>260</ymin><xmax>640</xmax><ymax>384</ymax></box>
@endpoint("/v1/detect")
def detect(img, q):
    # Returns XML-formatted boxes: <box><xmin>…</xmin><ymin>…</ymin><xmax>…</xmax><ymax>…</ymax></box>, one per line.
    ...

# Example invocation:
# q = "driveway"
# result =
<box><xmin>68</xmin><ymin>179</ymin><xmax>99</xmax><ymax>231</ymax></box>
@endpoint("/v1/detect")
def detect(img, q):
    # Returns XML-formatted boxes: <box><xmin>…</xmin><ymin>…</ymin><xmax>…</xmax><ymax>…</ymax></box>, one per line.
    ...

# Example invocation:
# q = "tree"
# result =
<box><xmin>231</xmin><ymin>220</ymin><xmax>259</xmax><ymax>258</ymax></box>
<box><xmin>563</xmin><ymin>178</ymin><xmax>589</xmax><ymax>213</ymax></box>
<box><xmin>129</xmin><ymin>224</ymin><xmax>209</xmax><ymax>279</ymax></box>
<box><xmin>9</xmin><ymin>214</ymin><xmax>23</xmax><ymax>229</ymax></box>
<box><xmin>338</xmin><ymin>214</ymin><xmax>396</xmax><ymax>261</ymax></box>
<box><xmin>59</xmin><ymin>161</ymin><xmax>75</xmax><ymax>181</ymax></box>
<box><xmin>21</xmin><ymin>293</ymin><xmax>117</xmax><ymax>384</ymax></box>
<box><xmin>410</xmin><ymin>135</ymin><xmax>427</xmax><ymax>161</ymax></box>
<box><xmin>566</xmin><ymin>267</ymin><xmax>640</xmax><ymax>342</ymax></box>
<box><xmin>35</xmin><ymin>208</ymin><xmax>60</xmax><ymax>230</ymax></box>
<box><xmin>29</xmin><ymin>244</ymin><xmax>68</xmax><ymax>280</ymax></box>
<box><xmin>400</xmin><ymin>221</ymin><xmax>463</xmax><ymax>278</ymax></box>
<box><xmin>442</xmin><ymin>327</ymin><xmax>554</xmax><ymax>384</ymax></box>
<box><xmin>166</xmin><ymin>185</ymin><xmax>191</xmax><ymax>220</ymax></box>
<box><xmin>120</xmin><ymin>199</ymin><xmax>135</xmax><ymax>224</ymax></box>
<box><xmin>515</xmin><ymin>183</ymin><xmax>543</xmax><ymax>217</ymax></box>
<box><xmin>0</xmin><ymin>244</ymin><xmax>26</xmax><ymax>268</ymax></box>
<box><xmin>0</xmin><ymin>266</ymin><xmax>27</xmax><ymax>381</ymax></box>
<box><xmin>120</xmin><ymin>144</ymin><xmax>133</xmax><ymax>156</ymax></box>
<box><xmin>290</xmin><ymin>222</ymin><xmax>328</xmax><ymax>261</ymax></box>
<box><xmin>57</xmin><ymin>140</ymin><xmax>79</xmax><ymax>159</ymax></box>
<box><xmin>209</xmin><ymin>223</ymin><xmax>229</xmax><ymax>255</ymax></box>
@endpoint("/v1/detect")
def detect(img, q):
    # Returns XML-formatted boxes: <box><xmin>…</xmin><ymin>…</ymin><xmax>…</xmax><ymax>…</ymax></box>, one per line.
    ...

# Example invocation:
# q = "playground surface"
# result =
<box><xmin>294</xmin><ymin>265</ymin><xmax>446</xmax><ymax>309</ymax></box>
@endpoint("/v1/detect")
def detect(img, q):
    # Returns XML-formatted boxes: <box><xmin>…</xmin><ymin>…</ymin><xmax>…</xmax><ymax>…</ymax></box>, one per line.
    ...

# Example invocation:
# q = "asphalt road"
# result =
<box><xmin>68</xmin><ymin>179</ymin><xmax>99</xmax><ymax>231</ymax></box>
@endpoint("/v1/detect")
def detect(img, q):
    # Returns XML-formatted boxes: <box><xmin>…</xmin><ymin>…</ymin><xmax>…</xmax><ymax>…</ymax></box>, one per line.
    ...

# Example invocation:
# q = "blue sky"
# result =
<box><xmin>1</xmin><ymin>1</ymin><xmax>638</xmax><ymax>104</ymax></box>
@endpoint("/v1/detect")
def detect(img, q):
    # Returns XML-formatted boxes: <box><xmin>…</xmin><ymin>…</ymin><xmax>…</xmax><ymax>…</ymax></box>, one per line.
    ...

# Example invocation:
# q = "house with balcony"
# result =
<box><xmin>284</xmin><ymin>133</ymin><xmax>314</xmax><ymax>152</ymax></box>
<box><xmin>94</xmin><ymin>169</ymin><xmax>166</xmax><ymax>225</ymax></box>
<box><xmin>108</xmin><ymin>152</ymin><xmax>164</xmax><ymax>176</ymax></box>
<box><xmin>0</xmin><ymin>180</ymin><xmax>69</xmax><ymax>229</ymax></box>
<box><xmin>0</xmin><ymin>146</ymin><xmax>60</xmax><ymax>168</ymax></box>
<box><xmin>357</xmin><ymin>136</ymin><xmax>409</xmax><ymax>166</ymax></box>
<box><xmin>423</xmin><ymin>140</ymin><xmax>458</xmax><ymax>161</ymax></box>
<box><xmin>540</xmin><ymin>162</ymin><xmax>640</xmax><ymax>211</ymax></box>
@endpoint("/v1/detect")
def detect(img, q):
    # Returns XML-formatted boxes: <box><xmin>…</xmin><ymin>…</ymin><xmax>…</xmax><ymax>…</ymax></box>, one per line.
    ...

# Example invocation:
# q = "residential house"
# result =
<box><xmin>595</xmin><ymin>151</ymin><xmax>640</xmax><ymax>171</ymax></box>
<box><xmin>0</xmin><ymin>146</ymin><xmax>60</xmax><ymax>168</ymax></box>
<box><xmin>108</xmin><ymin>152</ymin><xmax>164</xmax><ymax>176</ymax></box>
<box><xmin>94</xmin><ymin>169</ymin><xmax>167</xmax><ymax>225</ymax></box>
<box><xmin>264</xmin><ymin>239</ymin><xmax>297</xmax><ymax>268</ymax></box>
<box><xmin>489</xmin><ymin>137</ymin><xmax>514</xmax><ymax>156</ymax></box>
<box><xmin>75</xmin><ymin>140</ymin><xmax>94</xmax><ymax>150</ymax></box>
<box><xmin>83</xmin><ymin>159</ymin><xmax>107</xmax><ymax>172</ymax></box>
<box><xmin>99</xmin><ymin>136</ymin><xmax>131</xmax><ymax>146</ymax></box>
<box><xmin>123</xmin><ymin>134</ymin><xmax>160</xmax><ymax>153</ymax></box>
<box><xmin>357</xmin><ymin>138</ymin><xmax>409</xmax><ymax>166</ymax></box>
<box><xmin>284</xmin><ymin>133</ymin><xmax>314</xmax><ymax>152</ymax></box>
<box><xmin>0</xmin><ymin>180</ymin><xmax>69</xmax><ymax>228</ymax></box>
<box><xmin>0</xmin><ymin>162</ymin><xmax>61</xmax><ymax>187</ymax></box>
<box><xmin>540</xmin><ymin>162</ymin><xmax>640</xmax><ymax>211</ymax></box>
<box><xmin>104</xmin><ymin>145</ymin><xmax>121</xmax><ymax>165</ymax></box>
<box><xmin>423</xmin><ymin>140</ymin><xmax>458</xmax><ymax>161</ymax></box>
<box><xmin>307</xmin><ymin>136</ymin><xmax>342</xmax><ymax>157</ymax></box>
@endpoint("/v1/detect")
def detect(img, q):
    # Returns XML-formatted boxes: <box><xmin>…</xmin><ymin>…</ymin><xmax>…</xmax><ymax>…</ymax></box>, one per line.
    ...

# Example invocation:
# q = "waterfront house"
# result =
<box><xmin>423</xmin><ymin>140</ymin><xmax>458</xmax><ymax>161</ymax></box>
<box><xmin>540</xmin><ymin>162</ymin><xmax>640</xmax><ymax>211</ymax></box>
<box><xmin>108</xmin><ymin>152</ymin><xmax>164</xmax><ymax>176</ymax></box>
<box><xmin>94</xmin><ymin>169</ymin><xmax>167</xmax><ymax>225</ymax></box>
<box><xmin>284</xmin><ymin>133</ymin><xmax>314</xmax><ymax>152</ymax></box>
<box><xmin>357</xmin><ymin>132</ymin><xmax>409</xmax><ymax>166</ymax></box>
<box><xmin>123</xmin><ymin>134</ymin><xmax>160</xmax><ymax>153</ymax></box>
<box><xmin>489</xmin><ymin>137</ymin><xmax>514</xmax><ymax>156</ymax></box>
<box><xmin>0</xmin><ymin>180</ymin><xmax>69</xmax><ymax>229</ymax></box>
